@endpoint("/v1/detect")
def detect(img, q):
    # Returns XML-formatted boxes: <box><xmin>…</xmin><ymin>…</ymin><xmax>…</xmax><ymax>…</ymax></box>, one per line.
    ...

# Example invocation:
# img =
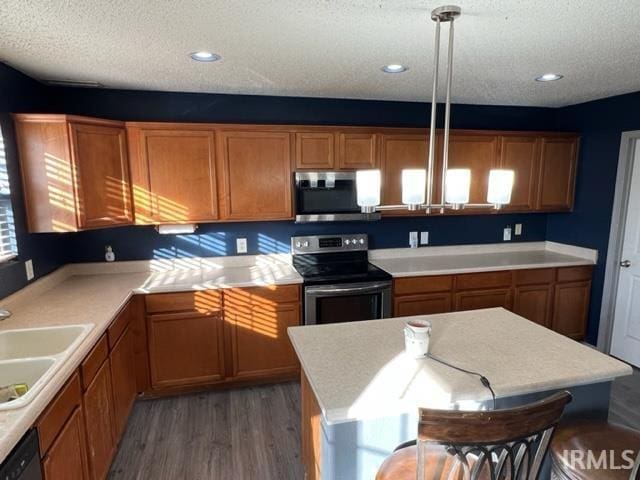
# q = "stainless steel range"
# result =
<box><xmin>291</xmin><ymin>234</ymin><xmax>392</xmax><ymax>325</ymax></box>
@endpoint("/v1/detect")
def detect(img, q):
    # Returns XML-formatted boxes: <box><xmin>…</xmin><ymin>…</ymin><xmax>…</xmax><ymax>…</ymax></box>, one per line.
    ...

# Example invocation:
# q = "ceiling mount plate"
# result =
<box><xmin>431</xmin><ymin>5</ymin><xmax>461</xmax><ymax>22</ymax></box>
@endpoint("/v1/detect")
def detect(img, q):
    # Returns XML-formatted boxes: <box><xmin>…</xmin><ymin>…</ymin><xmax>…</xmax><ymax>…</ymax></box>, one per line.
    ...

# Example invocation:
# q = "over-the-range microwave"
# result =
<box><xmin>293</xmin><ymin>171</ymin><xmax>381</xmax><ymax>223</ymax></box>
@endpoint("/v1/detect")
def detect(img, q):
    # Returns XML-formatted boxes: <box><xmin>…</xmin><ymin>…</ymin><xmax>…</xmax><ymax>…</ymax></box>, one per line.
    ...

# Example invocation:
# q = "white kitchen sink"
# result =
<box><xmin>0</xmin><ymin>324</ymin><xmax>94</xmax><ymax>410</ymax></box>
<box><xmin>0</xmin><ymin>325</ymin><xmax>91</xmax><ymax>360</ymax></box>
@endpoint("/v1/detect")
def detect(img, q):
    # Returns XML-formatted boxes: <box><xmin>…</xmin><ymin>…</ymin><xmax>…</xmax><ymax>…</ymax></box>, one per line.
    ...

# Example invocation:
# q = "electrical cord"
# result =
<box><xmin>427</xmin><ymin>353</ymin><xmax>497</xmax><ymax>409</ymax></box>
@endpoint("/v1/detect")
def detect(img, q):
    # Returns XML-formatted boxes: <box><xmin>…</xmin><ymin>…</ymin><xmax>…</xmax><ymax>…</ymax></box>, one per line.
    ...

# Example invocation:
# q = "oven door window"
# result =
<box><xmin>316</xmin><ymin>293</ymin><xmax>381</xmax><ymax>324</ymax></box>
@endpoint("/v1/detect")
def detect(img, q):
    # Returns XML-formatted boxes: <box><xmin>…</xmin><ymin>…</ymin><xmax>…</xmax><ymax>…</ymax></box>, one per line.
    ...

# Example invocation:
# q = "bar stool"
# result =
<box><xmin>376</xmin><ymin>391</ymin><xmax>572</xmax><ymax>480</ymax></box>
<box><xmin>550</xmin><ymin>421</ymin><xmax>640</xmax><ymax>480</ymax></box>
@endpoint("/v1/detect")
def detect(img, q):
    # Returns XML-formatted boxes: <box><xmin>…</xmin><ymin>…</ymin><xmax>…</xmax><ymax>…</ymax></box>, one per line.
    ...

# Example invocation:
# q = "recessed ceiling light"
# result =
<box><xmin>535</xmin><ymin>73</ymin><xmax>563</xmax><ymax>82</ymax></box>
<box><xmin>190</xmin><ymin>51</ymin><xmax>221</xmax><ymax>62</ymax></box>
<box><xmin>382</xmin><ymin>64</ymin><xmax>408</xmax><ymax>73</ymax></box>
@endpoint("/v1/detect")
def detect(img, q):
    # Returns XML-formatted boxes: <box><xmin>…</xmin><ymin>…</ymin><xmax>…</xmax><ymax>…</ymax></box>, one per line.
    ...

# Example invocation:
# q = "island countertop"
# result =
<box><xmin>288</xmin><ymin>308</ymin><xmax>631</xmax><ymax>424</ymax></box>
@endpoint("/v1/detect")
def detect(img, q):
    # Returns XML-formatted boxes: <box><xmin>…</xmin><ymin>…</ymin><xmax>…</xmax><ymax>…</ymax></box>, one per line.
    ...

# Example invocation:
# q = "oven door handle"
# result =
<box><xmin>306</xmin><ymin>282</ymin><xmax>391</xmax><ymax>295</ymax></box>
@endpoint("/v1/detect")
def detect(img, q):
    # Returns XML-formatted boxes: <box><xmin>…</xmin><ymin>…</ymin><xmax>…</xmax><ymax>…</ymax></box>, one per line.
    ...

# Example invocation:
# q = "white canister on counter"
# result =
<box><xmin>404</xmin><ymin>319</ymin><xmax>432</xmax><ymax>358</ymax></box>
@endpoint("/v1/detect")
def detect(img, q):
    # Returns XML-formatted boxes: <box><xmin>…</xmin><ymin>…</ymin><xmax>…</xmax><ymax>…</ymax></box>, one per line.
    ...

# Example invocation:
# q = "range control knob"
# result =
<box><xmin>351</xmin><ymin>238</ymin><xmax>358</xmax><ymax>245</ymax></box>
<box><xmin>303</xmin><ymin>241</ymin><xmax>309</xmax><ymax>247</ymax></box>
<box><xmin>345</xmin><ymin>239</ymin><xmax>351</xmax><ymax>245</ymax></box>
<box><xmin>296</xmin><ymin>241</ymin><xmax>301</xmax><ymax>248</ymax></box>
<box><xmin>359</xmin><ymin>238</ymin><xmax>365</xmax><ymax>245</ymax></box>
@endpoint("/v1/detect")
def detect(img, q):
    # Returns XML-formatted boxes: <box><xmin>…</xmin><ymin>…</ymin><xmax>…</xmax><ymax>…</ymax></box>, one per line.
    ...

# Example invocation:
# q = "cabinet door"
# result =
<box><xmin>69</xmin><ymin>123</ymin><xmax>133</xmax><ymax>229</ymax></box>
<box><xmin>435</xmin><ymin>134</ymin><xmax>499</xmax><ymax>207</ymax></box>
<box><xmin>83</xmin><ymin>360</ymin><xmax>116</xmax><ymax>480</ymax></box>
<box><xmin>454</xmin><ymin>288</ymin><xmax>512</xmax><ymax>311</ymax></box>
<box><xmin>110</xmin><ymin>325</ymin><xmax>137</xmax><ymax>441</ymax></box>
<box><xmin>552</xmin><ymin>280</ymin><xmax>591</xmax><ymax>340</ymax></box>
<box><xmin>338</xmin><ymin>133</ymin><xmax>378</xmax><ymax>169</ymax></box>
<box><xmin>380</xmin><ymin>134</ymin><xmax>428</xmax><ymax>212</ymax></box>
<box><xmin>499</xmin><ymin>136</ymin><xmax>540</xmax><ymax>211</ymax></box>
<box><xmin>131</xmin><ymin>129</ymin><xmax>218</xmax><ymax>223</ymax></box>
<box><xmin>42</xmin><ymin>407</ymin><xmax>89</xmax><ymax>480</ymax></box>
<box><xmin>536</xmin><ymin>137</ymin><xmax>578</xmax><ymax>211</ymax></box>
<box><xmin>218</xmin><ymin>131</ymin><xmax>292</xmax><ymax>220</ymax></box>
<box><xmin>394</xmin><ymin>293</ymin><xmax>452</xmax><ymax>317</ymax></box>
<box><xmin>513</xmin><ymin>284</ymin><xmax>553</xmax><ymax>327</ymax></box>
<box><xmin>148</xmin><ymin>313</ymin><xmax>225</xmax><ymax>388</ymax></box>
<box><xmin>224</xmin><ymin>287</ymin><xmax>301</xmax><ymax>379</ymax></box>
<box><xmin>295</xmin><ymin>132</ymin><xmax>335</xmax><ymax>169</ymax></box>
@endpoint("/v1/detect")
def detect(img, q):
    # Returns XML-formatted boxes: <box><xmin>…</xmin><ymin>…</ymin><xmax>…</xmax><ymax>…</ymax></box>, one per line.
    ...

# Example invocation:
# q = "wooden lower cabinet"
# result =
<box><xmin>83</xmin><ymin>360</ymin><xmax>116</xmax><ymax>480</ymax></box>
<box><xmin>552</xmin><ymin>280</ymin><xmax>592</xmax><ymax>340</ymax></box>
<box><xmin>513</xmin><ymin>284</ymin><xmax>553</xmax><ymax>327</ymax></box>
<box><xmin>42</xmin><ymin>407</ymin><xmax>89</xmax><ymax>480</ymax></box>
<box><xmin>109</xmin><ymin>325</ymin><xmax>137</xmax><ymax>439</ymax></box>
<box><xmin>148</xmin><ymin>312</ymin><xmax>226</xmax><ymax>389</ymax></box>
<box><xmin>454</xmin><ymin>288</ymin><xmax>513</xmax><ymax>311</ymax></box>
<box><xmin>394</xmin><ymin>293</ymin><xmax>452</xmax><ymax>316</ymax></box>
<box><xmin>393</xmin><ymin>267</ymin><xmax>591</xmax><ymax>340</ymax></box>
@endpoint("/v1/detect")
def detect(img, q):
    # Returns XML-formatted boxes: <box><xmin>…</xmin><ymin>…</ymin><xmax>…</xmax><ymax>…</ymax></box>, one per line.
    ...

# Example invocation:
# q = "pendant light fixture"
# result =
<box><xmin>356</xmin><ymin>5</ymin><xmax>514</xmax><ymax>214</ymax></box>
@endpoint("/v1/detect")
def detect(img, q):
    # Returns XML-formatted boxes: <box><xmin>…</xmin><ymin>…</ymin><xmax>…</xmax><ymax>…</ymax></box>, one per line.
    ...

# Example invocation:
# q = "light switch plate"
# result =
<box><xmin>25</xmin><ymin>259</ymin><xmax>34</xmax><ymax>281</ymax></box>
<box><xmin>409</xmin><ymin>231</ymin><xmax>418</xmax><ymax>249</ymax></box>
<box><xmin>515</xmin><ymin>223</ymin><xmax>523</xmax><ymax>236</ymax></box>
<box><xmin>503</xmin><ymin>227</ymin><xmax>512</xmax><ymax>242</ymax></box>
<box><xmin>236</xmin><ymin>238</ymin><xmax>248</xmax><ymax>254</ymax></box>
<box><xmin>420</xmin><ymin>231</ymin><xmax>429</xmax><ymax>245</ymax></box>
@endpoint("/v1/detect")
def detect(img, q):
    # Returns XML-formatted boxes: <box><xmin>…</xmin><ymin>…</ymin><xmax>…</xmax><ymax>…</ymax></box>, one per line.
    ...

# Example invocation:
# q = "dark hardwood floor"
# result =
<box><xmin>609</xmin><ymin>366</ymin><xmax>640</xmax><ymax>431</ymax></box>
<box><xmin>108</xmin><ymin>382</ymin><xmax>303</xmax><ymax>480</ymax></box>
<box><xmin>109</xmin><ymin>368</ymin><xmax>640</xmax><ymax>480</ymax></box>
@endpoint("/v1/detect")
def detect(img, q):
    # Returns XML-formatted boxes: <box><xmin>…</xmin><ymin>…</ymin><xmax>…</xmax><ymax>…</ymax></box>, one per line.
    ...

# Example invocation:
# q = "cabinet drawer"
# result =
<box><xmin>37</xmin><ymin>372</ymin><xmax>82</xmax><ymax>455</ymax></box>
<box><xmin>394</xmin><ymin>276</ymin><xmax>453</xmax><ymax>295</ymax></box>
<box><xmin>557</xmin><ymin>266</ymin><xmax>593</xmax><ymax>283</ymax></box>
<box><xmin>80</xmin><ymin>335</ymin><xmax>109</xmax><ymax>390</ymax></box>
<box><xmin>107</xmin><ymin>301</ymin><xmax>131</xmax><ymax>349</ymax></box>
<box><xmin>455</xmin><ymin>271</ymin><xmax>512</xmax><ymax>290</ymax></box>
<box><xmin>513</xmin><ymin>268</ymin><xmax>555</xmax><ymax>285</ymax></box>
<box><xmin>145</xmin><ymin>290</ymin><xmax>222</xmax><ymax>315</ymax></box>
<box><xmin>225</xmin><ymin>285</ymin><xmax>301</xmax><ymax>305</ymax></box>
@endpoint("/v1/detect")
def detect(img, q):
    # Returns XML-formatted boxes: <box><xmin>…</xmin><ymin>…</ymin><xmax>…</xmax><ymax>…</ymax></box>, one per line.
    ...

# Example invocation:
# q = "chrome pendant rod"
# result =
<box><xmin>425</xmin><ymin>17</ymin><xmax>441</xmax><ymax>214</ymax></box>
<box><xmin>440</xmin><ymin>15</ymin><xmax>456</xmax><ymax>214</ymax></box>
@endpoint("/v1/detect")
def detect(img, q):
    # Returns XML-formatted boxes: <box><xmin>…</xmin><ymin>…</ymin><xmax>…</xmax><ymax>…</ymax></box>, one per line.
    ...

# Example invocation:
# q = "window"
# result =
<box><xmin>0</xmin><ymin>128</ymin><xmax>18</xmax><ymax>262</ymax></box>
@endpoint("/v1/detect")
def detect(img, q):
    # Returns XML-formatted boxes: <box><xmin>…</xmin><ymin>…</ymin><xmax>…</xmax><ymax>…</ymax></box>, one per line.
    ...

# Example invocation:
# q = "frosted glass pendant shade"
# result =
<box><xmin>356</xmin><ymin>170</ymin><xmax>381</xmax><ymax>208</ymax></box>
<box><xmin>401</xmin><ymin>169</ymin><xmax>426</xmax><ymax>206</ymax></box>
<box><xmin>487</xmin><ymin>169</ymin><xmax>515</xmax><ymax>205</ymax></box>
<box><xmin>445</xmin><ymin>169</ymin><xmax>471</xmax><ymax>205</ymax></box>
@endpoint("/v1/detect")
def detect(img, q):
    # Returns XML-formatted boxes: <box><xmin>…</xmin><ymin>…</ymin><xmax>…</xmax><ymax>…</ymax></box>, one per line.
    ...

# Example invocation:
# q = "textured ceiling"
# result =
<box><xmin>1</xmin><ymin>1</ymin><xmax>640</xmax><ymax>107</ymax></box>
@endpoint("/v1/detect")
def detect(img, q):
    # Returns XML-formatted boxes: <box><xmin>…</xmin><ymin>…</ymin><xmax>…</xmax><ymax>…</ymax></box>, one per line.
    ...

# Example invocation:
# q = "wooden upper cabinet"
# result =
<box><xmin>217</xmin><ymin>130</ymin><xmax>293</xmax><ymax>220</ymax></box>
<box><xmin>127</xmin><ymin>126</ymin><xmax>218</xmax><ymax>223</ymax></box>
<box><xmin>536</xmin><ymin>136</ymin><xmax>579</xmax><ymax>211</ymax></box>
<box><xmin>13</xmin><ymin>114</ymin><xmax>133</xmax><ymax>233</ymax></box>
<box><xmin>380</xmin><ymin>134</ymin><xmax>429</xmax><ymax>211</ymax></box>
<box><xmin>436</xmin><ymin>134</ymin><xmax>499</xmax><ymax>207</ymax></box>
<box><xmin>499</xmin><ymin>136</ymin><xmax>540</xmax><ymax>211</ymax></box>
<box><xmin>295</xmin><ymin>132</ymin><xmax>335</xmax><ymax>169</ymax></box>
<box><xmin>338</xmin><ymin>133</ymin><xmax>378</xmax><ymax>169</ymax></box>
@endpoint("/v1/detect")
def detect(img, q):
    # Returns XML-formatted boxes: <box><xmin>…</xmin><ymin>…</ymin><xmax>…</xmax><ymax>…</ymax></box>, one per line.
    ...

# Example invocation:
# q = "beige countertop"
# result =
<box><xmin>288</xmin><ymin>308</ymin><xmax>631</xmax><ymax>425</ymax></box>
<box><xmin>369</xmin><ymin>241</ymin><xmax>597</xmax><ymax>277</ymax></box>
<box><xmin>0</xmin><ymin>254</ymin><xmax>302</xmax><ymax>464</ymax></box>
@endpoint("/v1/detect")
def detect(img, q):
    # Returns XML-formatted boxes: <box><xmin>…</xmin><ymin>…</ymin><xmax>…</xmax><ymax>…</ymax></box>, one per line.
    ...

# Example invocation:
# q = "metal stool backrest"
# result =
<box><xmin>416</xmin><ymin>391</ymin><xmax>573</xmax><ymax>480</ymax></box>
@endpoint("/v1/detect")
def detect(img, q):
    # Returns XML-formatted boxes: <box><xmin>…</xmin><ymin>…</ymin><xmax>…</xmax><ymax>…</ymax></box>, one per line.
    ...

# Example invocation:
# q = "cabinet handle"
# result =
<box><xmin>620</xmin><ymin>260</ymin><xmax>632</xmax><ymax>268</ymax></box>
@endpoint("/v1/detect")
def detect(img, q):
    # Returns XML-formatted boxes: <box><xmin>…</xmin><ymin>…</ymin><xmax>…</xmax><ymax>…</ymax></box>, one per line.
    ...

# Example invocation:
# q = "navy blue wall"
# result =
<box><xmin>549</xmin><ymin>91</ymin><xmax>640</xmax><ymax>344</ymax></box>
<box><xmin>0</xmin><ymin>63</ymin><xmax>69</xmax><ymax>299</ymax></box>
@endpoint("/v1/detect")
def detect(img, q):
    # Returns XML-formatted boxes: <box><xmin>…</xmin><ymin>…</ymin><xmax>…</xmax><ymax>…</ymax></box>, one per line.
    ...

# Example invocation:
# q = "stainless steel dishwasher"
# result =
<box><xmin>0</xmin><ymin>429</ymin><xmax>42</xmax><ymax>480</ymax></box>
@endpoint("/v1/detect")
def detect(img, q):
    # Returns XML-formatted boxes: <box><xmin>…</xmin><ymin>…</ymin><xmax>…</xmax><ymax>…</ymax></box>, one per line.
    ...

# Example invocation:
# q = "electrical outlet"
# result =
<box><xmin>503</xmin><ymin>227</ymin><xmax>512</xmax><ymax>242</ymax></box>
<box><xmin>409</xmin><ymin>231</ymin><xmax>418</xmax><ymax>249</ymax></box>
<box><xmin>420</xmin><ymin>231</ymin><xmax>429</xmax><ymax>245</ymax></box>
<box><xmin>25</xmin><ymin>259</ymin><xmax>34</xmax><ymax>281</ymax></box>
<box><xmin>515</xmin><ymin>223</ymin><xmax>523</xmax><ymax>236</ymax></box>
<box><xmin>236</xmin><ymin>238</ymin><xmax>248</xmax><ymax>254</ymax></box>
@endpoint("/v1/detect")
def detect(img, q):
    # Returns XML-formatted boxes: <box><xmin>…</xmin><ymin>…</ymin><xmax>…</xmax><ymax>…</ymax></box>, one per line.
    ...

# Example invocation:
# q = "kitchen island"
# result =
<box><xmin>288</xmin><ymin>308</ymin><xmax>632</xmax><ymax>480</ymax></box>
